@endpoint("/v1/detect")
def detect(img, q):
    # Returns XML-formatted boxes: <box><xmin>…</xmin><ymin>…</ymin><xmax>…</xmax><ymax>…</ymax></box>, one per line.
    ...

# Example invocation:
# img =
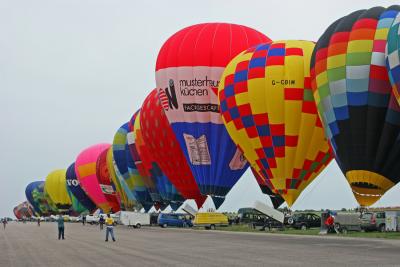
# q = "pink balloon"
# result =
<box><xmin>75</xmin><ymin>143</ymin><xmax>118</xmax><ymax>213</ymax></box>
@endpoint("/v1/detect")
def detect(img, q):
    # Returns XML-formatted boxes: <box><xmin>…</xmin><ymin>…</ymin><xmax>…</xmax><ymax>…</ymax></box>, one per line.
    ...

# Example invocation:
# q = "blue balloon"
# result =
<box><xmin>25</xmin><ymin>181</ymin><xmax>44</xmax><ymax>215</ymax></box>
<box><xmin>66</xmin><ymin>163</ymin><xmax>96</xmax><ymax>212</ymax></box>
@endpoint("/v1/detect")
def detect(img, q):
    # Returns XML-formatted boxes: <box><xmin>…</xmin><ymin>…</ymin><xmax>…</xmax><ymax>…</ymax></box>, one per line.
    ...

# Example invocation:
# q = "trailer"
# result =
<box><xmin>320</xmin><ymin>212</ymin><xmax>361</xmax><ymax>234</ymax></box>
<box><xmin>253</xmin><ymin>201</ymin><xmax>284</xmax><ymax>224</ymax></box>
<box><xmin>181</xmin><ymin>203</ymin><xmax>197</xmax><ymax>217</ymax></box>
<box><xmin>118</xmin><ymin>211</ymin><xmax>150</xmax><ymax>228</ymax></box>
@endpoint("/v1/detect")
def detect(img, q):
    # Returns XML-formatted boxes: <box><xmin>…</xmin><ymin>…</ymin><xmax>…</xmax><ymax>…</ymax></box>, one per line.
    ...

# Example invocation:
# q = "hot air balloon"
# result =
<box><xmin>126</xmin><ymin>113</ymin><xmax>154</xmax><ymax>212</ymax></box>
<box><xmin>112</xmin><ymin>123</ymin><xmax>137</xmax><ymax>202</ymax></box>
<box><xmin>130</xmin><ymin>111</ymin><xmax>166</xmax><ymax>208</ymax></box>
<box><xmin>140</xmin><ymin>89</ymin><xmax>205</xmax><ymax>208</ymax></box>
<box><xmin>219</xmin><ymin>40</ymin><xmax>333</xmax><ymax>206</ymax></box>
<box><xmin>75</xmin><ymin>143</ymin><xmax>119</xmax><ymax>213</ymax></box>
<box><xmin>13</xmin><ymin>202</ymin><xmax>34</xmax><ymax>219</ymax></box>
<box><xmin>25</xmin><ymin>181</ymin><xmax>52</xmax><ymax>216</ymax></box>
<box><xmin>106</xmin><ymin>147</ymin><xmax>134</xmax><ymax>211</ymax></box>
<box><xmin>155</xmin><ymin>23</ymin><xmax>267</xmax><ymax>208</ymax></box>
<box><xmin>387</xmin><ymin>13</ymin><xmax>400</xmax><ymax>104</ymax></box>
<box><xmin>311</xmin><ymin>6</ymin><xmax>400</xmax><ymax>206</ymax></box>
<box><xmin>66</xmin><ymin>163</ymin><xmax>95</xmax><ymax>214</ymax></box>
<box><xmin>25</xmin><ymin>181</ymin><xmax>45</xmax><ymax>216</ymax></box>
<box><xmin>132</xmin><ymin>106</ymin><xmax>185</xmax><ymax>210</ymax></box>
<box><xmin>44</xmin><ymin>169</ymin><xmax>72</xmax><ymax>213</ymax></box>
<box><xmin>96</xmin><ymin>147</ymin><xmax>121</xmax><ymax>212</ymax></box>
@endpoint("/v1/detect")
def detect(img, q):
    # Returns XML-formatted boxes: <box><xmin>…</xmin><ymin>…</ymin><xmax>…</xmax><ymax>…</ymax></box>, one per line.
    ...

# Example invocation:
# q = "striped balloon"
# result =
<box><xmin>386</xmin><ymin>12</ymin><xmax>400</xmax><ymax>104</ymax></box>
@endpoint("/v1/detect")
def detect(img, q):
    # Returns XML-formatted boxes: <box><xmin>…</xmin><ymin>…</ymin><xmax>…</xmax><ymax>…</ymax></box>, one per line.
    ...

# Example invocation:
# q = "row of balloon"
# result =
<box><xmin>17</xmin><ymin>6</ymin><xmax>400</xmax><ymax>219</ymax></box>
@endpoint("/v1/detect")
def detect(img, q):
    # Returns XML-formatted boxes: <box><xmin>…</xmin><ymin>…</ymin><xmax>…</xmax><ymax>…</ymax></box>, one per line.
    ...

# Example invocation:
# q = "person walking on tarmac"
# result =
<box><xmin>105</xmin><ymin>214</ymin><xmax>115</xmax><ymax>242</ymax></box>
<box><xmin>37</xmin><ymin>217</ymin><xmax>41</xmax><ymax>227</ymax></box>
<box><xmin>2</xmin><ymin>218</ymin><xmax>7</xmax><ymax>229</ymax></box>
<box><xmin>99</xmin><ymin>215</ymin><xmax>105</xmax><ymax>230</ymax></box>
<box><xmin>57</xmin><ymin>215</ymin><xmax>65</xmax><ymax>240</ymax></box>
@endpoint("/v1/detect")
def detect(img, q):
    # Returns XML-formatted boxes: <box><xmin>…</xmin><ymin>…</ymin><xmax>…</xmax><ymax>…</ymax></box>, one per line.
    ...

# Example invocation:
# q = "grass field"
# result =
<box><xmin>217</xmin><ymin>224</ymin><xmax>400</xmax><ymax>239</ymax></box>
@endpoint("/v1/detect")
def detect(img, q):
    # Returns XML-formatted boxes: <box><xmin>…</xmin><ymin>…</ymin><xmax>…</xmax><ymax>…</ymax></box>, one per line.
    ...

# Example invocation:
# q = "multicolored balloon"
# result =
<box><xmin>96</xmin><ymin>147</ymin><xmax>121</xmax><ymax>212</ymax></box>
<box><xmin>386</xmin><ymin>12</ymin><xmax>400</xmax><ymax>104</ymax></box>
<box><xmin>25</xmin><ymin>181</ymin><xmax>45</xmax><ymax>216</ymax></box>
<box><xmin>131</xmin><ymin>111</ymin><xmax>165</xmax><ymax>207</ymax></box>
<box><xmin>219</xmin><ymin>40</ymin><xmax>333</xmax><ymax>206</ymax></box>
<box><xmin>311</xmin><ymin>6</ymin><xmax>400</xmax><ymax>206</ymax></box>
<box><xmin>112</xmin><ymin>123</ymin><xmax>137</xmax><ymax>202</ymax></box>
<box><xmin>13</xmin><ymin>201</ymin><xmax>34</xmax><ymax>219</ymax></box>
<box><xmin>66</xmin><ymin>163</ymin><xmax>96</xmax><ymax>213</ymax></box>
<box><xmin>140</xmin><ymin>89</ymin><xmax>205</xmax><ymax>208</ymax></box>
<box><xmin>156</xmin><ymin>23</ymin><xmax>267</xmax><ymax>208</ymax></box>
<box><xmin>133</xmin><ymin>106</ymin><xmax>184</xmax><ymax>210</ymax></box>
<box><xmin>25</xmin><ymin>181</ymin><xmax>51</xmax><ymax>216</ymax></box>
<box><xmin>126</xmin><ymin>113</ymin><xmax>154</xmax><ymax>211</ymax></box>
<box><xmin>106</xmin><ymin>147</ymin><xmax>134</xmax><ymax>211</ymax></box>
<box><xmin>75</xmin><ymin>143</ymin><xmax>119</xmax><ymax>213</ymax></box>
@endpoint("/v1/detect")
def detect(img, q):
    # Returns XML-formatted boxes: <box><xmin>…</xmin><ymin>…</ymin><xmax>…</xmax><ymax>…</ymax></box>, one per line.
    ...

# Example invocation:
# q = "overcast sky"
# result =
<box><xmin>1</xmin><ymin>0</ymin><xmax>399</xmax><ymax>217</ymax></box>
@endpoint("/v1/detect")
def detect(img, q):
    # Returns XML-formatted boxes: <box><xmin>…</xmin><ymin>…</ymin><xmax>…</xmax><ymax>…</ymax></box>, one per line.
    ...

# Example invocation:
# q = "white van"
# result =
<box><xmin>118</xmin><ymin>211</ymin><xmax>150</xmax><ymax>228</ymax></box>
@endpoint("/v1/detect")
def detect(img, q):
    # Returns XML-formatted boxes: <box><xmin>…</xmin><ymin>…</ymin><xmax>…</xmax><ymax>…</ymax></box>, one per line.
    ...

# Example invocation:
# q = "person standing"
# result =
<box><xmin>99</xmin><ymin>215</ymin><xmax>105</xmax><ymax>230</ymax></box>
<box><xmin>2</xmin><ymin>218</ymin><xmax>7</xmax><ymax>229</ymax></box>
<box><xmin>82</xmin><ymin>215</ymin><xmax>86</xmax><ymax>226</ymax></box>
<box><xmin>105</xmin><ymin>214</ymin><xmax>115</xmax><ymax>242</ymax></box>
<box><xmin>37</xmin><ymin>217</ymin><xmax>41</xmax><ymax>227</ymax></box>
<box><xmin>57</xmin><ymin>215</ymin><xmax>65</xmax><ymax>240</ymax></box>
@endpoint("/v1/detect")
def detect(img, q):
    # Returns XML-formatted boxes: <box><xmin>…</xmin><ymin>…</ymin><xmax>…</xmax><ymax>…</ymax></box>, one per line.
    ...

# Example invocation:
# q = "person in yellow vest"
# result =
<box><xmin>105</xmin><ymin>214</ymin><xmax>116</xmax><ymax>242</ymax></box>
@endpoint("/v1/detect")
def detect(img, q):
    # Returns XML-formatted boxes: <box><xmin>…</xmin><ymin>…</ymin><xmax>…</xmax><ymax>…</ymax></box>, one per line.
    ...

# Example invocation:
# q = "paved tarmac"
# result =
<box><xmin>0</xmin><ymin>222</ymin><xmax>399</xmax><ymax>267</ymax></box>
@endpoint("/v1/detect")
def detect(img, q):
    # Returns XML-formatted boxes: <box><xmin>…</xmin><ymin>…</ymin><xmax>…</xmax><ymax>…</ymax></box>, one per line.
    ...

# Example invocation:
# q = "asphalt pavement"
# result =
<box><xmin>0</xmin><ymin>222</ymin><xmax>399</xmax><ymax>267</ymax></box>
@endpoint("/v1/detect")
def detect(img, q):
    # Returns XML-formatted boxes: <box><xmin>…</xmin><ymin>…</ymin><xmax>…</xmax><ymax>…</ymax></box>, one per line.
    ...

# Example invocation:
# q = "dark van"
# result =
<box><xmin>157</xmin><ymin>213</ymin><xmax>193</xmax><ymax>228</ymax></box>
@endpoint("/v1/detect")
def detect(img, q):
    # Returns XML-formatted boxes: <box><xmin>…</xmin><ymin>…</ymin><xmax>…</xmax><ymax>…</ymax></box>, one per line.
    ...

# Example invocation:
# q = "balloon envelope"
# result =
<box><xmin>126</xmin><ymin>112</ymin><xmax>154</xmax><ymax>212</ymax></box>
<box><xmin>131</xmin><ymin>111</ymin><xmax>164</xmax><ymax>204</ymax></box>
<box><xmin>44</xmin><ymin>169</ymin><xmax>72</xmax><ymax>212</ymax></box>
<box><xmin>106</xmin><ymin>147</ymin><xmax>134</xmax><ymax>210</ymax></box>
<box><xmin>311</xmin><ymin>6</ymin><xmax>400</xmax><ymax>206</ymax></box>
<box><xmin>140</xmin><ymin>89</ymin><xmax>205</xmax><ymax>208</ymax></box>
<box><xmin>96</xmin><ymin>148</ymin><xmax>121</xmax><ymax>212</ymax></box>
<box><xmin>66</xmin><ymin>163</ymin><xmax>95</xmax><ymax>213</ymax></box>
<box><xmin>75</xmin><ymin>143</ymin><xmax>118</xmax><ymax>213</ymax></box>
<box><xmin>219</xmin><ymin>40</ymin><xmax>333</xmax><ymax>206</ymax></box>
<box><xmin>14</xmin><ymin>202</ymin><xmax>34</xmax><ymax>219</ymax></box>
<box><xmin>25</xmin><ymin>181</ymin><xmax>44</xmax><ymax>216</ymax></box>
<box><xmin>112</xmin><ymin>123</ymin><xmax>137</xmax><ymax>202</ymax></box>
<box><xmin>387</xmin><ymin>12</ymin><xmax>400</xmax><ymax>104</ymax></box>
<box><xmin>133</xmin><ymin>105</ymin><xmax>185</xmax><ymax>209</ymax></box>
<box><xmin>25</xmin><ymin>181</ymin><xmax>52</xmax><ymax>216</ymax></box>
<box><xmin>156</xmin><ymin>23</ymin><xmax>266</xmax><ymax>208</ymax></box>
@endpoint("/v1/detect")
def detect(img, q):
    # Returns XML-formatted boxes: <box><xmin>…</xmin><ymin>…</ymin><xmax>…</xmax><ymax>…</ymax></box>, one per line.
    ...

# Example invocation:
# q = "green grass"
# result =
<box><xmin>216</xmin><ymin>225</ymin><xmax>400</xmax><ymax>239</ymax></box>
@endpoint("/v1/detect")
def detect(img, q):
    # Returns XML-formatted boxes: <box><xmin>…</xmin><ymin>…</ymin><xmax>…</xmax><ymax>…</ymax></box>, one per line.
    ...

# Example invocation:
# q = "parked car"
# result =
<box><xmin>158</xmin><ymin>213</ymin><xmax>192</xmax><ymax>228</ymax></box>
<box><xmin>360</xmin><ymin>212</ymin><xmax>386</xmax><ymax>232</ymax></box>
<box><xmin>286</xmin><ymin>213</ymin><xmax>321</xmax><ymax>230</ymax></box>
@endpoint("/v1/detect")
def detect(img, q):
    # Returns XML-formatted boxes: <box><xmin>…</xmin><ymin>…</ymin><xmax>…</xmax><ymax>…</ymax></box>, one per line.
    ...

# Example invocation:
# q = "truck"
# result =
<box><xmin>193</xmin><ymin>212</ymin><xmax>228</xmax><ymax>230</ymax></box>
<box><xmin>118</xmin><ymin>211</ymin><xmax>150</xmax><ymax>228</ymax></box>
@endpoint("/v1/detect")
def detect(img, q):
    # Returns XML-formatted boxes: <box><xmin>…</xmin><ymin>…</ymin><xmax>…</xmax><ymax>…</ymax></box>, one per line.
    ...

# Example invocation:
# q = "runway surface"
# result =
<box><xmin>0</xmin><ymin>222</ymin><xmax>399</xmax><ymax>267</ymax></box>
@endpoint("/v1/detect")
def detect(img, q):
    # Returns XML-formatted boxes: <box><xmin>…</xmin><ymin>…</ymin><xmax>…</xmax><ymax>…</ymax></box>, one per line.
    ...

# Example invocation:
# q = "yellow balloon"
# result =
<box><xmin>218</xmin><ymin>40</ymin><xmax>333</xmax><ymax>207</ymax></box>
<box><xmin>44</xmin><ymin>169</ymin><xmax>72</xmax><ymax>212</ymax></box>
